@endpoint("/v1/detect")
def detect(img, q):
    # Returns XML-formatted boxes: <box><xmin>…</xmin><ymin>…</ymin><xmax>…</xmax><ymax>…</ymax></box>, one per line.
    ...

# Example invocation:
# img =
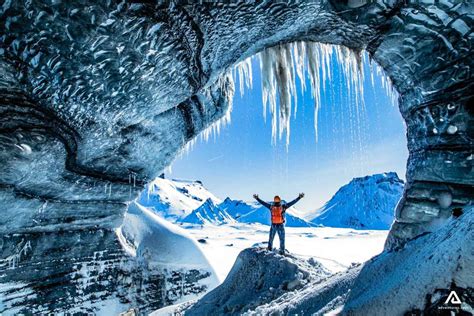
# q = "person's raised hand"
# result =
<box><xmin>253</xmin><ymin>194</ymin><xmax>259</xmax><ymax>199</ymax></box>
<box><xmin>299</xmin><ymin>193</ymin><xmax>305</xmax><ymax>198</ymax></box>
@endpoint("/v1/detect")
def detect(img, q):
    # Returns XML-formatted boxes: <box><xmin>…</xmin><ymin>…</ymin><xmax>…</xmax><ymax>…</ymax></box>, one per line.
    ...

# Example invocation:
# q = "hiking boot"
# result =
<box><xmin>267</xmin><ymin>246</ymin><xmax>273</xmax><ymax>251</ymax></box>
<box><xmin>279</xmin><ymin>249</ymin><xmax>285</xmax><ymax>255</ymax></box>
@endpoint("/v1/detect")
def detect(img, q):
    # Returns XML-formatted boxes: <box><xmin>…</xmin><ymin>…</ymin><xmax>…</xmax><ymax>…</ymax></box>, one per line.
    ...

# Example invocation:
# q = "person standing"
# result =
<box><xmin>253</xmin><ymin>193</ymin><xmax>305</xmax><ymax>254</ymax></box>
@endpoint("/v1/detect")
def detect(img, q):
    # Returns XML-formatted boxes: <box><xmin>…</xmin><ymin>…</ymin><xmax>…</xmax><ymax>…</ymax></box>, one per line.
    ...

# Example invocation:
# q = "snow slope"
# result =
<box><xmin>180</xmin><ymin>198</ymin><xmax>236</xmax><ymax>225</ymax></box>
<box><xmin>117</xmin><ymin>202</ymin><xmax>219</xmax><ymax>273</ymax></box>
<box><xmin>171</xmin><ymin>208</ymin><xmax>473</xmax><ymax>315</ymax></box>
<box><xmin>309</xmin><ymin>172</ymin><xmax>404</xmax><ymax>230</ymax></box>
<box><xmin>137</xmin><ymin>178</ymin><xmax>221</xmax><ymax>221</ymax></box>
<box><xmin>116</xmin><ymin>202</ymin><xmax>220</xmax><ymax>306</ymax></box>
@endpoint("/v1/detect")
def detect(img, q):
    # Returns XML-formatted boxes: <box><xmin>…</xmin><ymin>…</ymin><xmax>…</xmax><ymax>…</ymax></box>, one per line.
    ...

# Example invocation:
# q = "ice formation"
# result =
<box><xmin>231</xmin><ymin>42</ymin><xmax>397</xmax><ymax>146</ymax></box>
<box><xmin>185</xmin><ymin>41</ymin><xmax>397</xmax><ymax>151</ymax></box>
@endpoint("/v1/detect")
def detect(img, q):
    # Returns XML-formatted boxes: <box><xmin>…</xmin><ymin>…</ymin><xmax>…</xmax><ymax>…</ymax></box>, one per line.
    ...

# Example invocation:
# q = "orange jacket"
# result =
<box><xmin>270</xmin><ymin>205</ymin><xmax>284</xmax><ymax>224</ymax></box>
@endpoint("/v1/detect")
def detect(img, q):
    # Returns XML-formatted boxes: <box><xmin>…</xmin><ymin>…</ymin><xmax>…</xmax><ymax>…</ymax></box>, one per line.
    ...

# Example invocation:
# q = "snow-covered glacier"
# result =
<box><xmin>0</xmin><ymin>0</ymin><xmax>472</xmax><ymax>314</ymax></box>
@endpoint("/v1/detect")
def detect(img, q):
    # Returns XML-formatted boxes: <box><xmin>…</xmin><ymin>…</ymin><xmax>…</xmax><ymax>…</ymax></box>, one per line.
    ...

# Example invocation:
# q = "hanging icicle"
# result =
<box><xmin>256</xmin><ymin>41</ymin><xmax>395</xmax><ymax>146</ymax></box>
<box><xmin>188</xmin><ymin>41</ymin><xmax>398</xmax><ymax>152</ymax></box>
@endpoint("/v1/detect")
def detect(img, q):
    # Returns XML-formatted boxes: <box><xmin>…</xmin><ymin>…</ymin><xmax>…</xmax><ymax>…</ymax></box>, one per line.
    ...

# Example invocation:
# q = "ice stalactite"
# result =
<box><xmin>187</xmin><ymin>41</ymin><xmax>398</xmax><ymax>151</ymax></box>
<box><xmin>202</xmin><ymin>71</ymin><xmax>235</xmax><ymax>142</ymax></box>
<box><xmin>255</xmin><ymin>41</ymin><xmax>397</xmax><ymax>145</ymax></box>
<box><xmin>259</xmin><ymin>44</ymin><xmax>298</xmax><ymax>145</ymax></box>
<box><xmin>234</xmin><ymin>58</ymin><xmax>253</xmax><ymax>97</ymax></box>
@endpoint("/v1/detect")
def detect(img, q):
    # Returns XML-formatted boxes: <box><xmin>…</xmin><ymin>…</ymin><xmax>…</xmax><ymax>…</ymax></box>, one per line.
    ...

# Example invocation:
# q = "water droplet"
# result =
<box><xmin>447</xmin><ymin>125</ymin><xmax>457</xmax><ymax>134</ymax></box>
<box><xmin>432</xmin><ymin>128</ymin><xmax>438</xmax><ymax>134</ymax></box>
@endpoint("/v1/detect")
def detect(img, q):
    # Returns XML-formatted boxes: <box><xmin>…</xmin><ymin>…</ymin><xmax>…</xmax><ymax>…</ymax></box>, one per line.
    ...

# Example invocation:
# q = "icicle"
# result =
<box><xmin>233</xmin><ymin>57</ymin><xmax>253</xmax><ymax>97</ymax></box>
<box><xmin>306</xmin><ymin>42</ymin><xmax>323</xmax><ymax>141</ymax></box>
<box><xmin>200</xmin><ymin>41</ymin><xmax>397</xmax><ymax>148</ymax></box>
<box><xmin>293</xmin><ymin>42</ymin><xmax>306</xmax><ymax>93</ymax></box>
<box><xmin>259</xmin><ymin>47</ymin><xmax>278</xmax><ymax>142</ymax></box>
<box><xmin>201</xmin><ymin>71</ymin><xmax>235</xmax><ymax>142</ymax></box>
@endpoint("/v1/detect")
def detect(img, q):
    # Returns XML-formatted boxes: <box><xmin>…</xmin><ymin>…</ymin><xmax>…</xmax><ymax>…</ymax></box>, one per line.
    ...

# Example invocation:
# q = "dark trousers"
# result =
<box><xmin>268</xmin><ymin>224</ymin><xmax>285</xmax><ymax>251</ymax></box>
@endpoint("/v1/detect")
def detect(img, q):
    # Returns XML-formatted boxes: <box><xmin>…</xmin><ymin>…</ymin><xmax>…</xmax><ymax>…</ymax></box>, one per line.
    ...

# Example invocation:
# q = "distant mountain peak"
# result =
<box><xmin>137</xmin><ymin>177</ymin><xmax>221</xmax><ymax>221</ymax></box>
<box><xmin>309</xmin><ymin>172</ymin><xmax>404</xmax><ymax>230</ymax></box>
<box><xmin>180</xmin><ymin>197</ymin><xmax>235</xmax><ymax>225</ymax></box>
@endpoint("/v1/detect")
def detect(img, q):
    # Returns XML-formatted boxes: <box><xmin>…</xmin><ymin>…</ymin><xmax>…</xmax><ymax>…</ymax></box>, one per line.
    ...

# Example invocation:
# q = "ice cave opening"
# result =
<box><xmin>1</xmin><ymin>1</ymin><xmax>471</xmax><ymax>315</ymax></box>
<box><xmin>168</xmin><ymin>41</ymin><xmax>408</xmax><ymax>229</ymax></box>
<box><xmin>135</xmin><ymin>42</ymin><xmax>410</xmax><ymax>300</ymax></box>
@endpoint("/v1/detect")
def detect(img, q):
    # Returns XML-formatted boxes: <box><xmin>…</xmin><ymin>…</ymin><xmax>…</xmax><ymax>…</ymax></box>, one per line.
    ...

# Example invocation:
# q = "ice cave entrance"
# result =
<box><xmin>168</xmin><ymin>42</ymin><xmax>408</xmax><ymax>219</ymax></box>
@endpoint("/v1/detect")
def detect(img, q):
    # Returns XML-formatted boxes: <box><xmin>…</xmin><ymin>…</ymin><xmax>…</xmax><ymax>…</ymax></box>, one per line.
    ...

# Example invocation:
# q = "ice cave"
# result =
<box><xmin>0</xmin><ymin>1</ymin><xmax>472</xmax><ymax>315</ymax></box>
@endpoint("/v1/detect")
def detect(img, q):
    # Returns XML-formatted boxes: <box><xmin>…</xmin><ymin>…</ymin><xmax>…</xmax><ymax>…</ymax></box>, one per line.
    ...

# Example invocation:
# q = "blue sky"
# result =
<box><xmin>169</xmin><ymin>53</ymin><xmax>408</xmax><ymax>213</ymax></box>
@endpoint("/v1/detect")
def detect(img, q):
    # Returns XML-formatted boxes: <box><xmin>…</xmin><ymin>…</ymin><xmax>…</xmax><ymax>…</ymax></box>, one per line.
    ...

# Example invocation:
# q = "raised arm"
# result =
<box><xmin>253</xmin><ymin>194</ymin><xmax>272</xmax><ymax>209</ymax></box>
<box><xmin>285</xmin><ymin>193</ymin><xmax>305</xmax><ymax>209</ymax></box>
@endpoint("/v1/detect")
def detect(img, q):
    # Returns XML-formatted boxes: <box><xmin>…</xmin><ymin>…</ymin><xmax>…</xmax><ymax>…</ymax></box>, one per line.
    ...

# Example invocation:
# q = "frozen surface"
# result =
<box><xmin>179</xmin><ymin>224</ymin><xmax>388</xmax><ymax>281</ymax></box>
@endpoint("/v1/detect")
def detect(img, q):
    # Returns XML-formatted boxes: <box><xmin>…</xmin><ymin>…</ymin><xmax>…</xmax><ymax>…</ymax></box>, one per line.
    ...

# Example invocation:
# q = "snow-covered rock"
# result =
<box><xmin>184</xmin><ymin>248</ymin><xmax>331</xmax><ymax>315</ymax></box>
<box><xmin>137</xmin><ymin>178</ymin><xmax>221</xmax><ymax>221</ymax></box>
<box><xmin>309</xmin><ymin>172</ymin><xmax>404</xmax><ymax>230</ymax></box>
<box><xmin>180</xmin><ymin>198</ymin><xmax>236</xmax><ymax>225</ymax></box>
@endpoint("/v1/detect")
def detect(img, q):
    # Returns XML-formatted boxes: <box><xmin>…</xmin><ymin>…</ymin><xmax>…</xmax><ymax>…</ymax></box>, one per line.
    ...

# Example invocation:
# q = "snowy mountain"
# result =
<box><xmin>136</xmin><ymin>178</ymin><xmax>313</xmax><ymax>227</ymax></box>
<box><xmin>218</xmin><ymin>198</ymin><xmax>313</xmax><ymax>227</ymax></box>
<box><xmin>137</xmin><ymin>178</ymin><xmax>221</xmax><ymax>221</ymax></box>
<box><xmin>218</xmin><ymin>198</ymin><xmax>261</xmax><ymax>219</ymax></box>
<box><xmin>180</xmin><ymin>198</ymin><xmax>236</xmax><ymax>225</ymax></box>
<box><xmin>309</xmin><ymin>172</ymin><xmax>404</xmax><ymax>230</ymax></box>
